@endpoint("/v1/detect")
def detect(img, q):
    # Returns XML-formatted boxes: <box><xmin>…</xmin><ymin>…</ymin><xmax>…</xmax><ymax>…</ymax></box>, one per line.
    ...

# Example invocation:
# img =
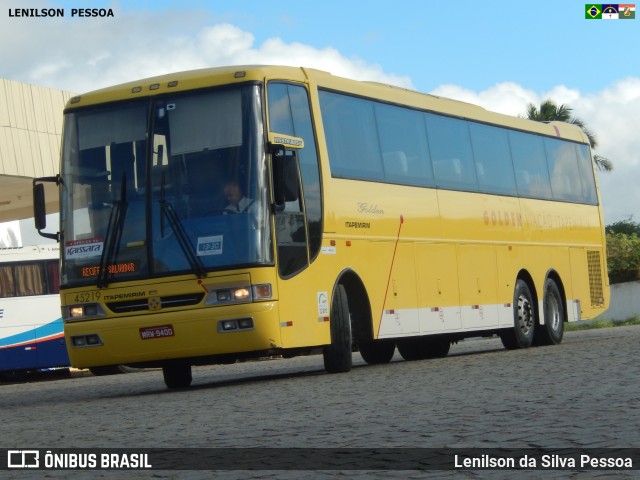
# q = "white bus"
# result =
<box><xmin>0</xmin><ymin>245</ymin><xmax>68</xmax><ymax>380</ymax></box>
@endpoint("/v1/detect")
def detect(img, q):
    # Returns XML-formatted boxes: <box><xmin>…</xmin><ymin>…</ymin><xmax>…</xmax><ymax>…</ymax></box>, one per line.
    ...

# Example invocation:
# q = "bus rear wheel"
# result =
<box><xmin>500</xmin><ymin>279</ymin><xmax>535</xmax><ymax>350</ymax></box>
<box><xmin>323</xmin><ymin>284</ymin><xmax>352</xmax><ymax>373</ymax></box>
<box><xmin>162</xmin><ymin>363</ymin><xmax>192</xmax><ymax>389</ymax></box>
<box><xmin>536</xmin><ymin>278</ymin><xmax>564</xmax><ymax>346</ymax></box>
<box><xmin>359</xmin><ymin>340</ymin><xmax>395</xmax><ymax>364</ymax></box>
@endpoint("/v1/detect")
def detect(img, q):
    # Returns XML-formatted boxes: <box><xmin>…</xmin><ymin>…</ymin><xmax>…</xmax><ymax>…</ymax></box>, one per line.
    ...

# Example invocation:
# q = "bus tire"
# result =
<box><xmin>162</xmin><ymin>363</ymin><xmax>192</xmax><ymax>389</ymax></box>
<box><xmin>397</xmin><ymin>336</ymin><xmax>450</xmax><ymax>361</ymax></box>
<box><xmin>359</xmin><ymin>340</ymin><xmax>395</xmax><ymax>364</ymax></box>
<box><xmin>423</xmin><ymin>337</ymin><xmax>451</xmax><ymax>358</ymax></box>
<box><xmin>397</xmin><ymin>337</ymin><xmax>425</xmax><ymax>361</ymax></box>
<box><xmin>500</xmin><ymin>279</ymin><xmax>535</xmax><ymax>350</ymax></box>
<box><xmin>323</xmin><ymin>284</ymin><xmax>352</xmax><ymax>373</ymax></box>
<box><xmin>536</xmin><ymin>278</ymin><xmax>565</xmax><ymax>346</ymax></box>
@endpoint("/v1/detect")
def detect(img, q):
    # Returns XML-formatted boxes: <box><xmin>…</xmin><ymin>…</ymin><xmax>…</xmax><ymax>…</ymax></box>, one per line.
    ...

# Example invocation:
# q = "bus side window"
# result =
<box><xmin>425</xmin><ymin>113</ymin><xmax>477</xmax><ymax>191</ymax></box>
<box><xmin>383</xmin><ymin>151</ymin><xmax>408</xmax><ymax>175</ymax></box>
<box><xmin>375</xmin><ymin>102</ymin><xmax>433</xmax><ymax>187</ymax></box>
<box><xmin>575</xmin><ymin>144</ymin><xmax>598</xmax><ymax>204</ymax></box>
<box><xmin>0</xmin><ymin>266</ymin><xmax>15</xmax><ymax>297</ymax></box>
<box><xmin>46</xmin><ymin>260</ymin><xmax>60</xmax><ymax>294</ymax></box>
<box><xmin>433</xmin><ymin>158</ymin><xmax>462</xmax><ymax>185</ymax></box>
<box><xmin>545</xmin><ymin>137</ymin><xmax>583</xmax><ymax>203</ymax></box>
<box><xmin>469</xmin><ymin>122</ymin><xmax>517</xmax><ymax>196</ymax></box>
<box><xmin>15</xmin><ymin>263</ymin><xmax>45</xmax><ymax>297</ymax></box>
<box><xmin>510</xmin><ymin>131</ymin><xmax>552</xmax><ymax>199</ymax></box>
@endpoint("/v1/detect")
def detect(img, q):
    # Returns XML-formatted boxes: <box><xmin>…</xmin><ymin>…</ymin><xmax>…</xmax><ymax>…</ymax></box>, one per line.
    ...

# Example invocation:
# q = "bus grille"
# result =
<box><xmin>106</xmin><ymin>293</ymin><xmax>205</xmax><ymax>313</ymax></box>
<box><xmin>587</xmin><ymin>250</ymin><xmax>604</xmax><ymax>306</ymax></box>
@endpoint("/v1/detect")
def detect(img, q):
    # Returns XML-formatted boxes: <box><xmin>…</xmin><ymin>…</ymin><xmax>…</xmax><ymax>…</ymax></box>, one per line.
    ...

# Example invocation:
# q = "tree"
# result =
<box><xmin>606</xmin><ymin>218</ymin><xmax>640</xmax><ymax>236</ymax></box>
<box><xmin>525</xmin><ymin>100</ymin><xmax>613</xmax><ymax>172</ymax></box>
<box><xmin>605</xmin><ymin>218</ymin><xmax>640</xmax><ymax>284</ymax></box>
<box><xmin>606</xmin><ymin>232</ymin><xmax>640</xmax><ymax>284</ymax></box>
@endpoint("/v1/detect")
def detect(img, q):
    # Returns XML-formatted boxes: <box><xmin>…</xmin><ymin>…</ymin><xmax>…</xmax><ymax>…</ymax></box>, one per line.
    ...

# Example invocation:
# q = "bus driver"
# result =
<box><xmin>223</xmin><ymin>180</ymin><xmax>255</xmax><ymax>214</ymax></box>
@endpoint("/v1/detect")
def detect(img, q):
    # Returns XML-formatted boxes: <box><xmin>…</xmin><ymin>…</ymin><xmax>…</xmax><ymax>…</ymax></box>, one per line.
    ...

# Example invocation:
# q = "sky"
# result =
<box><xmin>1</xmin><ymin>0</ymin><xmax>639</xmax><ymax>226</ymax></box>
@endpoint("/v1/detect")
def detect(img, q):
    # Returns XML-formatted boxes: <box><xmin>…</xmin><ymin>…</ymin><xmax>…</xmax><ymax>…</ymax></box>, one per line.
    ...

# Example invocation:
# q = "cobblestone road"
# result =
<box><xmin>2</xmin><ymin>326</ymin><xmax>639</xmax><ymax>479</ymax></box>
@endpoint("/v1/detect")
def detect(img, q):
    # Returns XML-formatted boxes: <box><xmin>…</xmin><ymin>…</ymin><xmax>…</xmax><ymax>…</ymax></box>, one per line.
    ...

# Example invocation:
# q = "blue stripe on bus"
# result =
<box><xmin>0</xmin><ymin>318</ymin><xmax>64</xmax><ymax>348</ymax></box>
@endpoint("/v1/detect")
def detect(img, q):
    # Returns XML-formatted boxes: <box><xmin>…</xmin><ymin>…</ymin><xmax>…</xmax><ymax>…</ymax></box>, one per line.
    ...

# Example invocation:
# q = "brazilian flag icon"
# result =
<box><xmin>586</xmin><ymin>4</ymin><xmax>602</xmax><ymax>18</ymax></box>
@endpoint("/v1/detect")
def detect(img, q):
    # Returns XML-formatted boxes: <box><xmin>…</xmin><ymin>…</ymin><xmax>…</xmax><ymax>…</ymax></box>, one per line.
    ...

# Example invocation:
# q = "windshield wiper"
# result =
<box><xmin>159</xmin><ymin>173</ymin><xmax>206</xmax><ymax>278</ymax></box>
<box><xmin>97</xmin><ymin>173</ymin><xmax>128</xmax><ymax>288</ymax></box>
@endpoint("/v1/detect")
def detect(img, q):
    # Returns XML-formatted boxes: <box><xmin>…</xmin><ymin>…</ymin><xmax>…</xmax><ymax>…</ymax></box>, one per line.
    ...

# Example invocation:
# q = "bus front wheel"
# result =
<box><xmin>500</xmin><ymin>279</ymin><xmax>535</xmax><ymax>350</ymax></box>
<box><xmin>323</xmin><ymin>284</ymin><xmax>352</xmax><ymax>373</ymax></box>
<box><xmin>163</xmin><ymin>363</ymin><xmax>192</xmax><ymax>389</ymax></box>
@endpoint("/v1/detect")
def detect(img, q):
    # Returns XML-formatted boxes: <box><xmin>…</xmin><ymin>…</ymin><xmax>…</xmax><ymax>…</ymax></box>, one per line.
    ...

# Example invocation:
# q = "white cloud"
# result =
<box><xmin>0</xmin><ymin>11</ymin><xmax>413</xmax><ymax>93</ymax></box>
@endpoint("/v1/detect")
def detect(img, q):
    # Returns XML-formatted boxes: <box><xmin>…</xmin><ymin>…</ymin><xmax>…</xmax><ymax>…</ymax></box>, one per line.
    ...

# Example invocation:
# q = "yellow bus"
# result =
<box><xmin>33</xmin><ymin>66</ymin><xmax>609</xmax><ymax>388</ymax></box>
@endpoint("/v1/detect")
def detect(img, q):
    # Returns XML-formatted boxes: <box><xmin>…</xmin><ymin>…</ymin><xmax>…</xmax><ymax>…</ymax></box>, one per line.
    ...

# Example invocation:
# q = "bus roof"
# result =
<box><xmin>66</xmin><ymin>65</ymin><xmax>590</xmax><ymax>144</ymax></box>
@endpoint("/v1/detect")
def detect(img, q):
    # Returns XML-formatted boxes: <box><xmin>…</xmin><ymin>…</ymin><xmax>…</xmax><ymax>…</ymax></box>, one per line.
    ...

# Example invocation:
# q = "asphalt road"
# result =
<box><xmin>2</xmin><ymin>326</ymin><xmax>639</xmax><ymax>479</ymax></box>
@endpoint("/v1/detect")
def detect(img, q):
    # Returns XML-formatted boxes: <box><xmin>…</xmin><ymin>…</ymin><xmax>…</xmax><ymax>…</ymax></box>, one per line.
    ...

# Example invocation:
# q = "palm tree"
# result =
<box><xmin>525</xmin><ymin>100</ymin><xmax>613</xmax><ymax>172</ymax></box>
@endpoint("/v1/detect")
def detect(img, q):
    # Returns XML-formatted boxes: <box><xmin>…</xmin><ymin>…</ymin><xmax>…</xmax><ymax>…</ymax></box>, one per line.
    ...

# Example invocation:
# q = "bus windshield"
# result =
<box><xmin>60</xmin><ymin>84</ymin><xmax>271</xmax><ymax>287</ymax></box>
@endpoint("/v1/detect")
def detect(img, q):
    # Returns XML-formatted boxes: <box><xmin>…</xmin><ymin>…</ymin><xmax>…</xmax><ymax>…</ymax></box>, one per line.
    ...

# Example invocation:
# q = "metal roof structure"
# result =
<box><xmin>0</xmin><ymin>78</ymin><xmax>72</xmax><ymax>222</ymax></box>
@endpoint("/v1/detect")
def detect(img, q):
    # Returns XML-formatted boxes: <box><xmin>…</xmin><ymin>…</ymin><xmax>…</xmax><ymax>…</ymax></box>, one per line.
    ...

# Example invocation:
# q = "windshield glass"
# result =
<box><xmin>60</xmin><ymin>85</ymin><xmax>271</xmax><ymax>287</ymax></box>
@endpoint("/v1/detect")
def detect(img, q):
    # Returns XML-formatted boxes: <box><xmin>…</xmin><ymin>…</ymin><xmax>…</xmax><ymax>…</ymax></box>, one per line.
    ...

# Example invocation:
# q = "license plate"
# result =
<box><xmin>140</xmin><ymin>325</ymin><xmax>174</xmax><ymax>340</ymax></box>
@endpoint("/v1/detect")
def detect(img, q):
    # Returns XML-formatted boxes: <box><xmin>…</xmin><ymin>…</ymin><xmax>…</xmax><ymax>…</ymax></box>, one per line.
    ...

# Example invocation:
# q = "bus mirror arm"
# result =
<box><xmin>32</xmin><ymin>175</ymin><xmax>61</xmax><ymax>242</ymax></box>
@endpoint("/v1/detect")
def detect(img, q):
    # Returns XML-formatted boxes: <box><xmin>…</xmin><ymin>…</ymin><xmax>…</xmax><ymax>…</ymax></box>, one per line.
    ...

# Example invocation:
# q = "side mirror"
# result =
<box><xmin>33</xmin><ymin>183</ymin><xmax>47</xmax><ymax>230</ymax></box>
<box><xmin>272</xmin><ymin>149</ymin><xmax>301</xmax><ymax>211</ymax></box>
<box><xmin>32</xmin><ymin>176</ymin><xmax>60</xmax><ymax>241</ymax></box>
<box><xmin>269</xmin><ymin>133</ymin><xmax>304</xmax><ymax>212</ymax></box>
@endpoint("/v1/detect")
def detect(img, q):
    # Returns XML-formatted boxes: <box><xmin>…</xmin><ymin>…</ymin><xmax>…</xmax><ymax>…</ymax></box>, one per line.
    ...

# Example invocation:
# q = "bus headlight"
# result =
<box><xmin>63</xmin><ymin>303</ymin><xmax>106</xmax><ymax>321</ymax></box>
<box><xmin>233</xmin><ymin>287</ymin><xmax>251</xmax><ymax>301</ymax></box>
<box><xmin>206</xmin><ymin>283</ymin><xmax>272</xmax><ymax>305</ymax></box>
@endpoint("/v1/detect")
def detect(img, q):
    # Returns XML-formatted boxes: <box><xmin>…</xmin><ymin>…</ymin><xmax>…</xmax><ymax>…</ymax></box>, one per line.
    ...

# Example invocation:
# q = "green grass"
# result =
<box><xmin>565</xmin><ymin>316</ymin><xmax>640</xmax><ymax>331</ymax></box>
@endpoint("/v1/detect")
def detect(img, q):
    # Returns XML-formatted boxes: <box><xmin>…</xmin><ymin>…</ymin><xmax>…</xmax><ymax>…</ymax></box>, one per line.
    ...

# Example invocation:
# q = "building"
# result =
<box><xmin>0</xmin><ymin>78</ymin><xmax>72</xmax><ymax>245</ymax></box>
